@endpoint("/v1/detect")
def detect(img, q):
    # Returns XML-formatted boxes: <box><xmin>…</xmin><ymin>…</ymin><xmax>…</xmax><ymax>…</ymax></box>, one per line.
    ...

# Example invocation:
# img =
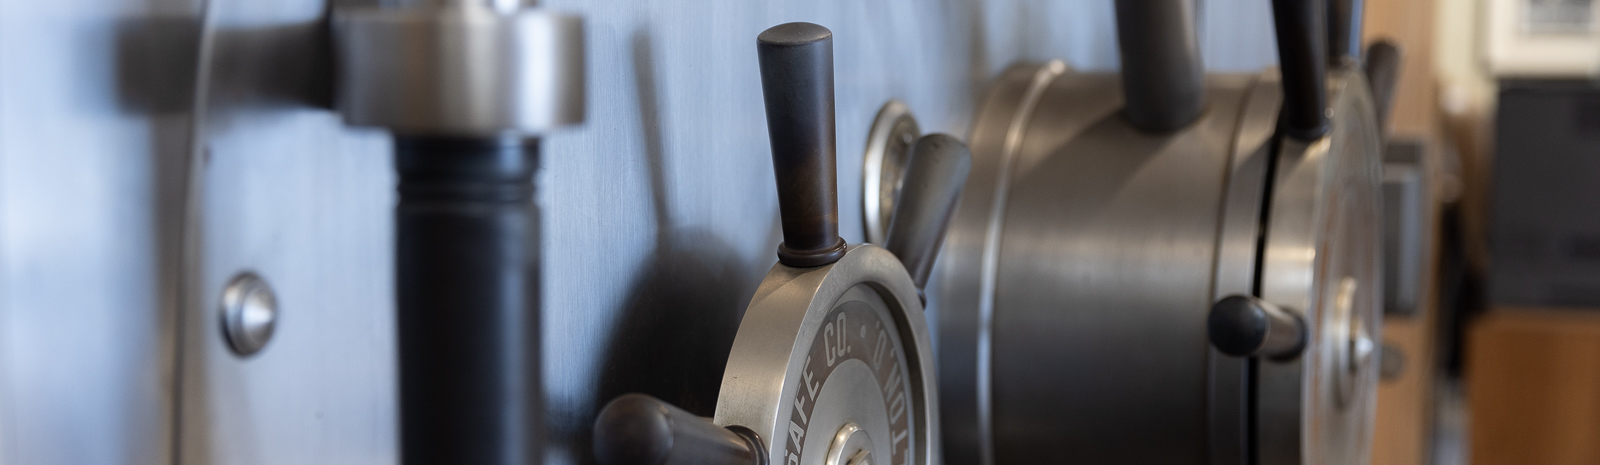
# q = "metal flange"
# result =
<box><xmin>861</xmin><ymin>100</ymin><xmax>921</xmax><ymax>245</ymax></box>
<box><xmin>333</xmin><ymin>4</ymin><xmax>584</xmax><ymax>136</ymax></box>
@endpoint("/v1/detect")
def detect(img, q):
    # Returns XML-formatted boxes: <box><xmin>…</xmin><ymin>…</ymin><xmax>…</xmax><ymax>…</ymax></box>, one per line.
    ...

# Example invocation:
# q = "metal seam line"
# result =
<box><xmin>974</xmin><ymin>60</ymin><xmax>1065</xmax><ymax>465</ymax></box>
<box><xmin>172</xmin><ymin>0</ymin><xmax>221</xmax><ymax>461</ymax></box>
<box><xmin>1205</xmin><ymin>72</ymin><xmax>1265</xmax><ymax>465</ymax></box>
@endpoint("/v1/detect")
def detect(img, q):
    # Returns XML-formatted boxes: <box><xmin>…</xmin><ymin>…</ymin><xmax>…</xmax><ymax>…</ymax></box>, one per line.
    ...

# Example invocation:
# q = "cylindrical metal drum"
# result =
<box><xmin>933</xmin><ymin>5</ymin><xmax>1385</xmax><ymax>464</ymax></box>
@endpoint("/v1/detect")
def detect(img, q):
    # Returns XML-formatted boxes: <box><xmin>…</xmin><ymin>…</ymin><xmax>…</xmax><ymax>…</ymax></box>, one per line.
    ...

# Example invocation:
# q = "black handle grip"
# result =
<box><xmin>1272</xmin><ymin>0</ymin><xmax>1331</xmax><ymax>139</ymax></box>
<box><xmin>758</xmin><ymin>22</ymin><xmax>847</xmax><ymax>267</ymax></box>
<box><xmin>1364</xmin><ymin>40</ymin><xmax>1402</xmax><ymax>134</ymax></box>
<box><xmin>394</xmin><ymin>136</ymin><xmax>541</xmax><ymax>465</ymax></box>
<box><xmin>1327</xmin><ymin>0</ymin><xmax>1365</xmax><ymax>65</ymax></box>
<box><xmin>1208</xmin><ymin>295</ymin><xmax>1307</xmax><ymax>360</ymax></box>
<box><xmin>884</xmin><ymin>134</ymin><xmax>972</xmax><ymax>295</ymax></box>
<box><xmin>1114</xmin><ymin>0</ymin><xmax>1206</xmax><ymax>132</ymax></box>
<box><xmin>594</xmin><ymin>394</ymin><xmax>766</xmax><ymax>465</ymax></box>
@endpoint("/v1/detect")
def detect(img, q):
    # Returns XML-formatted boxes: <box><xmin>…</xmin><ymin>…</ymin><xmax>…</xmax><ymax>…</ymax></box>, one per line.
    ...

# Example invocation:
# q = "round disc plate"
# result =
<box><xmin>713</xmin><ymin>245</ymin><xmax>939</xmax><ymax>465</ymax></box>
<box><xmin>1257</xmin><ymin>67</ymin><xmax>1384</xmax><ymax>465</ymax></box>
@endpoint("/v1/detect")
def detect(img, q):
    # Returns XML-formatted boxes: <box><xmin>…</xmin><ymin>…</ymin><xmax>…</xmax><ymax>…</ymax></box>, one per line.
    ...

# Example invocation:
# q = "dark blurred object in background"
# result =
<box><xmin>1488</xmin><ymin>81</ymin><xmax>1600</xmax><ymax>308</ymax></box>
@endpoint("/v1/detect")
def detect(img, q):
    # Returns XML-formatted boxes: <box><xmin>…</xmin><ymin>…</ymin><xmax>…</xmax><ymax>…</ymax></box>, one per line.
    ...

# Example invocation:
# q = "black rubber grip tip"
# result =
<box><xmin>1209</xmin><ymin>295</ymin><xmax>1271</xmax><ymax>357</ymax></box>
<box><xmin>1208</xmin><ymin>294</ymin><xmax>1308</xmax><ymax>360</ymax></box>
<box><xmin>593</xmin><ymin>394</ymin><xmax>764</xmax><ymax>465</ymax></box>
<box><xmin>758</xmin><ymin>22</ymin><xmax>831</xmax><ymax>47</ymax></box>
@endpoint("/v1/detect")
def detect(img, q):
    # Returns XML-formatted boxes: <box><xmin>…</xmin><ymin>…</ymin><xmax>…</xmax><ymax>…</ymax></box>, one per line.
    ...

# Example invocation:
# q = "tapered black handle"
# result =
<box><xmin>1208</xmin><ymin>295</ymin><xmax>1307</xmax><ymax>360</ymax></box>
<box><xmin>1364</xmin><ymin>40</ymin><xmax>1402</xmax><ymax>134</ymax></box>
<box><xmin>594</xmin><ymin>394</ymin><xmax>765</xmax><ymax>465</ymax></box>
<box><xmin>758</xmin><ymin>22</ymin><xmax>847</xmax><ymax>267</ymax></box>
<box><xmin>884</xmin><ymin>134</ymin><xmax>972</xmax><ymax>295</ymax></box>
<box><xmin>1273</xmin><ymin>0</ymin><xmax>1331</xmax><ymax>139</ymax></box>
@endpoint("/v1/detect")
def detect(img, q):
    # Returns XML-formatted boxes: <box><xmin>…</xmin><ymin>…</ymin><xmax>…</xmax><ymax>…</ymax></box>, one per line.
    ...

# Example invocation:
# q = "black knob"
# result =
<box><xmin>758</xmin><ymin>22</ymin><xmax>847</xmax><ymax>267</ymax></box>
<box><xmin>1208</xmin><ymin>295</ymin><xmax>1307</xmax><ymax>360</ymax></box>
<box><xmin>594</xmin><ymin>394</ymin><xmax>766</xmax><ymax>465</ymax></box>
<box><xmin>1272</xmin><ymin>0</ymin><xmax>1331</xmax><ymax>139</ymax></box>
<box><xmin>884</xmin><ymin>134</ymin><xmax>971</xmax><ymax>295</ymax></box>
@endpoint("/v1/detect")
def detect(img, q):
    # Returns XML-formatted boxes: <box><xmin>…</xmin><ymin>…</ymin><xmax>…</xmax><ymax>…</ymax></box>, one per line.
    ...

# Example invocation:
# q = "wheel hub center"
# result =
<box><xmin>825</xmin><ymin>422</ymin><xmax>874</xmax><ymax>465</ymax></box>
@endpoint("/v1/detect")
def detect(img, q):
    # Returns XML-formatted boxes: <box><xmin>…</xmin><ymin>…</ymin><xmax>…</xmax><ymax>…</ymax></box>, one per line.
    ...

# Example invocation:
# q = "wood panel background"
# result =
<box><xmin>1469</xmin><ymin>309</ymin><xmax>1600</xmax><ymax>465</ymax></box>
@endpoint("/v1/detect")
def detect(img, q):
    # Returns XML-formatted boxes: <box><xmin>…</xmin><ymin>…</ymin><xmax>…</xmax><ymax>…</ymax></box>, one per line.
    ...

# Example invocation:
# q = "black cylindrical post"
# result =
<box><xmin>395</xmin><ymin>136</ymin><xmax>540</xmax><ymax>465</ymax></box>
<box><xmin>1272</xmin><ymin>0</ymin><xmax>1331</xmax><ymax>139</ymax></box>
<box><xmin>1114</xmin><ymin>0</ymin><xmax>1207</xmax><ymax>132</ymax></box>
<box><xmin>757</xmin><ymin>22</ymin><xmax>847</xmax><ymax>268</ymax></box>
<box><xmin>1327</xmin><ymin>0</ymin><xmax>1365</xmax><ymax>65</ymax></box>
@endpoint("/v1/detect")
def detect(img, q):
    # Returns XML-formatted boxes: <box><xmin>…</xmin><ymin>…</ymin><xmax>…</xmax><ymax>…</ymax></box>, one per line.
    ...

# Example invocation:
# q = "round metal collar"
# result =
<box><xmin>333</xmin><ymin>5</ymin><xmax>585</xmax><ymax>136</ymax></box>
<box><xmin>861</xmin><ymin>100</ymin><xmax>921</xmax><ymax>245</ymax></box>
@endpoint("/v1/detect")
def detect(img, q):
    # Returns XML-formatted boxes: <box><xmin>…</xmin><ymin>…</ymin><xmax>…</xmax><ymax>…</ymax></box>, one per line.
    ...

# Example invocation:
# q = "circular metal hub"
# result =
<box><xmin>714</xmin><ymin>245</ymin><xmax>938</xmax><ymax>465</ymax></box>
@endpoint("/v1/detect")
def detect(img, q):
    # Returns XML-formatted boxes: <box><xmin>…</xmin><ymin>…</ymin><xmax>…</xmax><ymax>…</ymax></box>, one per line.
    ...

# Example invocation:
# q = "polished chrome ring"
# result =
<box><xmin>861</xmin><ymin>100</ymin><xmax>921</xmax><ymax>245</ymax></box>
<box><xmin>334</xmin><ymin>5</ymin><xmax>585</xmax><ymax>136</ymax></box>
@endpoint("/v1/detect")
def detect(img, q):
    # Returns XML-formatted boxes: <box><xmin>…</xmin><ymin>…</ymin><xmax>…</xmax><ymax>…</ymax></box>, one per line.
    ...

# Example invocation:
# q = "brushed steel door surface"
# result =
<box><xmin>0</xmin><ymin>0</ymin><xmax>1277</xmax><ymax>464</ymax></box>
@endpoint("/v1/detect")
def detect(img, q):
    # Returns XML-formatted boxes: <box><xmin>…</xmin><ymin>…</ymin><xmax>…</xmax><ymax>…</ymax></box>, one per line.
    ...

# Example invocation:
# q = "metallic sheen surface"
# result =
<box><xmin>334</xmin><ymin>5</ymin><xmax>584</xmax><ymax>136</ymax></box>
<box><xmin>944</xmin><ymin>59</ymin><xmax>1383</xmax><ymax>465</ymax></box>
<box><xmin>860</xmin><ymin>100</ymin><xmax>920</xmax><ymax>246</ymax></box>
<box><xmin>714</xmin><ymin>245</ymin><xmax>937</xmax><ymax>465</ymax></box>
<box><xmin>934</xmin><ymin>60</ymin><xmax>1064</xmax><ymax>465</ymax></box>
<box><xmin>1206</xmin><ymin>70</ymin><xmax>1284</xmax><ymax>465</ymax></box>
<box><xmin>943</xmin><ymin>64</ymin><xmax>1274</xmax><ymax>463</ymax></box>
<box><xmin>219</xmin><ymin>273</ymin><xmax>278</xmax><ymax>357</ymax></box>
<box><xmin>940</xmin><ymin>63</ymin><xmax>1280</xmax><ymax>463</ymax></box>
<box><xmin>1255</xmin><ymin>68</ymin><xmax>1383</xmax><ymax>465</ymax></box>
<box><xmin>0</xmin><ymin>1</ymin><xmax>1283</xmax><ymax>464</ymax></box>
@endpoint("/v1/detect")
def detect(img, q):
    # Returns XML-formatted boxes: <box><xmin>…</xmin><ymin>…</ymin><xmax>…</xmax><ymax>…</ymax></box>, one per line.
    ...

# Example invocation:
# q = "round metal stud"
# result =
<box><xmin>220</xmin><ymin>272</ymin><xmax>278</xmax><ymax>357</ymax></box>
<box><xmin>861</xmin><ymin>100</ymin><xmax>920</xmax><ymax>245</ymax></box>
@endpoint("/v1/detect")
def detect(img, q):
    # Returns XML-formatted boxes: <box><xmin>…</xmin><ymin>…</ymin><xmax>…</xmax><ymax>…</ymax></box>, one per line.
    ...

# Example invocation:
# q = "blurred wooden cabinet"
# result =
<box><xmin>1469</xmin><ymin>309</ymin><xmax>1600</xmax><ymax>465</ymax></box>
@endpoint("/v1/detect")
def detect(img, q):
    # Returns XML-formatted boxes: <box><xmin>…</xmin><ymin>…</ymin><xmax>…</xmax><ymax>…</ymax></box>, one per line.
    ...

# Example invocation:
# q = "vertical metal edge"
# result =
<box><xmin>171</xmin><ymin>0</ymin><xmax>221</xmax><ymax>461</ymax></box>
<box><xmin>1256</xmin><ymin>69</ymin><xmax>1384</xmax><ymax>465</ymax></box>
<box><xmin>935</xmin><ymin>60</ymin><xmax>1065</xmax><ymax>465</ymax></box>
<box><xmin>1254</xmin><ymin>69</ymin><xmax>1382</xmax><ymax>465</ymax></box>
<box><xmin>1206</xmin><ymin>71</ymin><xmax>1283</xmax><ymax>465</ymax></box>
<box><xmin>969</xmin><ymin>60</ymin><xmax>1064</xmax><ymax>465</ymax></box>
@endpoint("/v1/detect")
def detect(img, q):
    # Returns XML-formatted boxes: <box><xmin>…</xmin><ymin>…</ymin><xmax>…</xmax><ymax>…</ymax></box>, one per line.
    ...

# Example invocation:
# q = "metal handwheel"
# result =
<box><xmin>592</xmin><ymin>22</ymin><xmax>970</xmax><ymax>465</ymax></box>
